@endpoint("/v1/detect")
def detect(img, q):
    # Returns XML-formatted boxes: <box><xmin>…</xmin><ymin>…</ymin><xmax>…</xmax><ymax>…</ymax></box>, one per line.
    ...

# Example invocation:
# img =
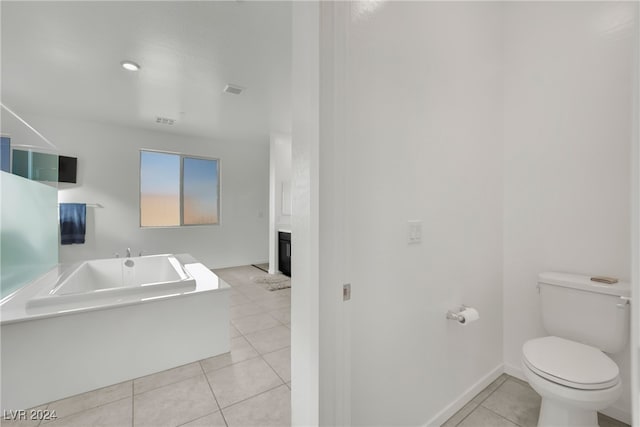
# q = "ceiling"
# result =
<box><xmin>1</xmin><ymin>1</ymin><xmax>292</xmax><ymax>142</ymax></box>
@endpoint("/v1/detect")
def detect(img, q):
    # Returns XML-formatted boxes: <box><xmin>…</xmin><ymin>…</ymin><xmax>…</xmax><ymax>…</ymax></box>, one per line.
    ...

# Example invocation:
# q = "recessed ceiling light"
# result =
<box><xmin>121</xmin><ymin>60</ymin><xmax>140</xmax><ymax>72</ymax></box>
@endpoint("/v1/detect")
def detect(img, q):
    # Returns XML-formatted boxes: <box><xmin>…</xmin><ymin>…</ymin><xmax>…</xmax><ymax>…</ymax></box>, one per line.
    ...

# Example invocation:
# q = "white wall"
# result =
<box><xmin>268</xmin><ymin>133</ymin><xmax>291</xmax><ymax>274</ymax></box>
<box><xmin>8</xmin><ymin>113</ymin><xmax>269</xmax><ymax>269</ymax></box>
<box><xmin>344</xmin><ymin>3</ymin><xmax>504</xmax><ymax>425</ymax></box>
<box><xmin>502</xmin><ymin>2</ymin><xmax>637</xmax><ymax>423</ymax></box>
<box><xmin>291</xmin><ymin>2</ymin><xmax>321</xmax><ymax>426</ymax></box>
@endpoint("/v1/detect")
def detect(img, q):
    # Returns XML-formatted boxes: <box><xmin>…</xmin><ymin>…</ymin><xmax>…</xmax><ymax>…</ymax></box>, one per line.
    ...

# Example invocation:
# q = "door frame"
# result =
<box><xmin>290</xmin><ymin>2</ymin><xmax>351</xmax><ymax>426</ymax></box>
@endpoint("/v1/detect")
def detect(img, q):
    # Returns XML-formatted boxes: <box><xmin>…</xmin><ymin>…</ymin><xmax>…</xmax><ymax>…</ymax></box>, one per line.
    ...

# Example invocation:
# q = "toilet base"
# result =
<box><xmin>522</xmin><ymin>360</ymin><xmax>622</xmax><ymax>427</ymax></box>
<box><xmin>538</xmin><ymin>398</ymin><xmax>598</xmax><ymax>427</ymax></box>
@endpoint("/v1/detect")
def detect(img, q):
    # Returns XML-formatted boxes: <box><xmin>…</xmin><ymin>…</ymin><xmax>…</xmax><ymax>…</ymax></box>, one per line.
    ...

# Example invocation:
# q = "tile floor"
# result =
<box><xmin>442</xmin><ymin>374</ymin><xmax>630</xmax><ymax>427</ymax></box>
<box><xmin>2</xmin><ymin>265</ymin><xmax>291</xmax><ymax>427</ymax></box>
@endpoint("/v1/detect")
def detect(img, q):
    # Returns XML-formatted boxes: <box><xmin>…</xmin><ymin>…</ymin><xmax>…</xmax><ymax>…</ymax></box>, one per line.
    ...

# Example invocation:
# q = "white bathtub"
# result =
<box><xmin>26</xmin><ymin>254</ymin><xmax>196</xmax><ymax>312</ymax></box>
<box><xmin>1</xmin><ymin>253</ymin><xmax>230</xmax><ymax>412</ymax></box>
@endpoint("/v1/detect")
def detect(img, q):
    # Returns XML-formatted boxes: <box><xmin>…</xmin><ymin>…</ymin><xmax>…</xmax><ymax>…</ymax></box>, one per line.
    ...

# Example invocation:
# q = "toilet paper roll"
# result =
<box><xmin>458</xmin><ymin>308</ymin><xmax>480</xmax><ymax>325</ymax></box>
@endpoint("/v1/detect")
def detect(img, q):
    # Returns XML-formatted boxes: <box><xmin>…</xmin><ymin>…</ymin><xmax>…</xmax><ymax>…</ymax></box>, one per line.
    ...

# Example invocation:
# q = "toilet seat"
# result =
<box><xmin>522</xmin><ymin>336</ymin><xmax>619</xmax><ymax>390</ymax></box>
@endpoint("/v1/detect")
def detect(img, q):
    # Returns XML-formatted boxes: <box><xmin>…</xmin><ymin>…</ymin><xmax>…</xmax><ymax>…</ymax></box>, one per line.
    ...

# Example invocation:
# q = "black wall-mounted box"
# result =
<box><xmin>58</xmin><ymin>155</ymin><xmax>77</xmax><ymax>183</ymax></box>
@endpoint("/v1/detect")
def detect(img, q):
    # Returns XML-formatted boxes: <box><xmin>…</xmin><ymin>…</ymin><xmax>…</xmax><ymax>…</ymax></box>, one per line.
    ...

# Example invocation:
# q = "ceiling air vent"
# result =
<box><xmin>155</xmin><ymin>116</ymin><xmax>175</xmax><ymax>125</ymax></box>
<box><xmin>223</xmin><ymin>84</ymin><xmax>244</xmax><ymax>95</ymax></box>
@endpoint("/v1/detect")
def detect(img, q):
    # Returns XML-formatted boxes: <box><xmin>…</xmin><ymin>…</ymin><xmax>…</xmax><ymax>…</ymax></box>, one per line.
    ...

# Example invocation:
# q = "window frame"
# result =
<box><xmin>139</xmin><ymin>149</ymin><xmax>221</xmax><ymax>228</ymax></box>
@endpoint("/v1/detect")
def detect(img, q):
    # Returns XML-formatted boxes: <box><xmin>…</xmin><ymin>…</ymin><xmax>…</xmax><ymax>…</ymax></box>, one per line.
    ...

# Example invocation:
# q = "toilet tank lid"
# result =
<box><xmin>538</xmin><ymin>272</ymin><xmax>630</xmax><ymax>297</ymax></box>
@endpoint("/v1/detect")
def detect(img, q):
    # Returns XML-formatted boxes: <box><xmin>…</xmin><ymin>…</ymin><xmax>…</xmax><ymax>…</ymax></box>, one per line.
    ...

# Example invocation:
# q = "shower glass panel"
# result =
<box><xmin>0</xmin><ymin>172</ymin><xmax>58</xmax><ymax>298</ymax></box>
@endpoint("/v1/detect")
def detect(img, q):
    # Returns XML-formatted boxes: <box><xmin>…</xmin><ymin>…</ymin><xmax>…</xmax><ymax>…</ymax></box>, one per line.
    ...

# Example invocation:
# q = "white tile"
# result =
<box><xmin>222</xmin><ymin>385</ymin><xmax>290</xmax><ymax>427</ymax></box>
<box><xmin>231</xmin><ymin>302</ymin><xmax>266</xmax><ymax>320</ymax></box>
<box><xmin>45</xmin><ymin>398</ymin><xmax>131</xmax><ymax>427</ymax></box>
<box><xmin>180</xmin><ymin>411</ymin><xmax>226</xmax><ymax>427</ymax></box>
<box><xmin>205</xmin><ymin>358</ymin><xmax>282</xmax><ymax>408</ymax></box>
<box><xmin>244</xmin><ymin>326</ymin><xmax>290</xmax><ymax>355</ymax></box>
<box><xmin>481</xmin><ymin>379</ymin><xmax>540</xmax><ymax>427</ymax></box>
<box><xmin>268</xmin><ymin>307</ymin><xmax>291</xmax><ymax>325</ymax></box>
<box><xmin>134</xmin><ymin>362</ymin><xmax>202</xmax><ymax>395</ymax></box>
<box><xmin>262</xmin><ymin>347</ymin><xmax>291</xmax><ymax>382</ymax></box>
<box><xmin>238</xmin><ymin>286</ymin><xmax>273</xmax><ymax>302</ymax></box>
<box><xmin>274</xmin><ymin>288</ymin><xmax>291</xmax><ymax>298</ymax></box>
<box><xmin>133</xmin><ymin>375</ymin><xmax>218</xmax><ymax>427</ymax></box>
<box><xmin>230</xmin><ymin>291</ymin><xmax>250</xmax><ymax>307</ymax></box>
<box><xmin>200</xmin><ymin>336</ymin><xmax>259</xmax><ymax>373</ymax></box>
<box><xmin>458</xmin><ymin>406</ymin><xmax>518</xmax><ymax>427</ymax></box>
<box><xmin>232</xmin><ymin>312</ymin><xmax>282</xmax><ymax>335</ymax></box>
<box><xmin>45</xmin><ymin>381</ymin><xmax>131</xmax><ymax>421</ymax></box>
<box><xmin>257</xmin><ymin>295</ymin><xmax>290</xmax><ymax>311</ymax></box>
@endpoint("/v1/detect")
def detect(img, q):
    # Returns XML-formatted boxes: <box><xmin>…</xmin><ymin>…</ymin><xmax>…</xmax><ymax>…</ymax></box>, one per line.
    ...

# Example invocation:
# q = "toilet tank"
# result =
<box><xmin>538</xmin><ymin>272</ymin><xmax>630</xmax><ymax>354</ymax></box>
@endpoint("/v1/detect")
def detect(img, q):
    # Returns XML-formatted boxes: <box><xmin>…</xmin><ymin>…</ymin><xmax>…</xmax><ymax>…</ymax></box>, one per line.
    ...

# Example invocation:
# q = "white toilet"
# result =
<box><xmin>521</xmin><ymin>272</ymin><xmax>630</xmax><ymax>427</ymax></box>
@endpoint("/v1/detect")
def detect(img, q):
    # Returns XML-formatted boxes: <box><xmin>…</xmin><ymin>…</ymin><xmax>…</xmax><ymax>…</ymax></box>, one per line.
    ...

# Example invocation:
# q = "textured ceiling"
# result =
<box><xmin>1</xmin><ymin>1</ymin><xmax>292</xmax><ymax>142</ymax></box>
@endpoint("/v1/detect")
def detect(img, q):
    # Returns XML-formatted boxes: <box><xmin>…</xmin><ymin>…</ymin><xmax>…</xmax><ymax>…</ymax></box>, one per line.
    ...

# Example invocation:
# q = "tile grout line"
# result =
<box><xmin>35</xmin><ymin>381</ymin><xmax>132</xmax><ymax>423</ymax></box>
<box><xmin>239</xmin><ymin>313</ymin><xmax>290</xmax><ymax>383</ymax></box>
<box><xmin>464</xmin><ymin>376</ymin><xmax>519</xmax><ymax>427</ymax></box>
<box><xmin>175</xmin><ymin>410</ymin><xmax>223</xmax><ymax>427</ymax></box>
<box><xmin>242</xmin><ymin>323</ymin><xmax>290</xmax><ymax>347</ymax></box>
<box><xmin>215</xmin><ymin>268</ymin><xmax>291</xmax><ymax>421</ymax></box>
<box><xmin>231</xmin><ymin>311</ymin><xmax>286</xmax><ymax>335</ymax></box>
<box><xmin>260</xmin><ymin>347</ymin><xmax>291</xmax><ymax>385</ymax></box>
<box><xmin>218</xmin><ymin>383</ymin><xmax>288</xmax><ymax>412</ymax></box>
<box><xmin>50</xmin><ymin>364</ymin><xmax>211</xmax><ymax>420</ymax></box>
<box><xmin>199</xmin><ymin>360</ymin><xmax>229</xmax><ymax>427</ymax></box>
<box><xmin>201</xmin><ymin>353</ymin><xmax>263</xmax><ymax>376</ymax></box>
<box><xmin>447</xmin><ymin>375</ymin><xmax>508</xmax><ymax>426</ymax></box>
<box><xmin>35</xmin><ymin>404</ymin><xmax>48</xmax><ymax>427</ymax></box>
<box><xmin>41</xmin><ymin>396</ymin><xmax>132</xmax><ymax>426</ymax></box>
<box><xmin>39</xmin><ymin>386</ymin><xmax>133</xmax><ymax>425</ymax></box>
<box><xmin>133</xmin><ymin>370</ymin><xmax>204</xmax><ymax>397</ymax></box>
<box><xmin>450</xmin><ymin>402</ymin><xmax>480</xmax><ymax>427</ymax></box>
<box><xmin>203</xmin><ymin>329</ymin><xmax>287</xmax><ymax>421</ymax></box>
<box><xmin>474</xmin><ymin>376</ymin><xmax>509</xmax><ymax>406</ymax></box>
<box><xmin>231</xmin><ymin>297</ymin><xmax>289</xmax><ymax>317</ymax></box>
<box><xmin>480</xmin><ymin>405</ymin><xmax>524</xmax><ymax>427</ymax></box>
<box><xmin>232</xmin><ymin>291</ymin><xmax>291</xmax><ymax>404</ymax></box>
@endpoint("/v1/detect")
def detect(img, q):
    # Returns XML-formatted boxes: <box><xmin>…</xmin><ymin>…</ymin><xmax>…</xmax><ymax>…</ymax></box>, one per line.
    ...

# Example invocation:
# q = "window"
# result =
<box><xmin>140</xmin><ymin>150</ymin><xmax>219</xmax><ymax>227</ymax></box>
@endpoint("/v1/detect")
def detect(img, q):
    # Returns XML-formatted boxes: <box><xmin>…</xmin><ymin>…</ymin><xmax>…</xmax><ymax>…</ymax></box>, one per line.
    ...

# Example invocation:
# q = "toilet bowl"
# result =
<box><xmin>521</xmin><ymin>272</ymin><xmax>630</xmax><ymax>427</ymax></box>
<box><xmin>522</xmin><ymin>336</ymin><xmax>622</xmax><ymax>427</ymax></box>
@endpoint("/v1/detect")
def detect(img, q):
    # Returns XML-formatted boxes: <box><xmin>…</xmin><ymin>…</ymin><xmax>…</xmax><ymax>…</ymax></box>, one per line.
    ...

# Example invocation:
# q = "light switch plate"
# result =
<box><xmin>408</xmin><ymin>220</ymin><xmax>422</xmax><ymax>244</ymax></box>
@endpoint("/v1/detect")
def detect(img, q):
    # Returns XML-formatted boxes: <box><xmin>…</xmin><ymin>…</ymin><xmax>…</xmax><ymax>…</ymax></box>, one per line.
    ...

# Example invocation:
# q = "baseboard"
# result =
<box><xmin>504</xmin><ymin>362</ymin><xmax>527</xmax><ymax>382</ymax></box>
<box><xmin>600</xmin><ymin>405</ymin><xmax>632</xmax><ymax>425</ymax></box>
<box><xmin>504</xmin><ymin>362</ymin><xmax>632</xmax><ymax>425</ymax></box>
<box><xmin>424</xmin><ymin>364</ymin><xmax>504</xmax><ymax>427</ymax></box>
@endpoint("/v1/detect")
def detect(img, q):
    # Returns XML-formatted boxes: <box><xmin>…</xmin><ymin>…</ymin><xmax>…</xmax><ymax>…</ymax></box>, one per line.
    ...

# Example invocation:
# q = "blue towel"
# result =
<box><xmin>60</xmin><ymin>203</ymin><xmax>86</xmax><ymax>245</ymax></box>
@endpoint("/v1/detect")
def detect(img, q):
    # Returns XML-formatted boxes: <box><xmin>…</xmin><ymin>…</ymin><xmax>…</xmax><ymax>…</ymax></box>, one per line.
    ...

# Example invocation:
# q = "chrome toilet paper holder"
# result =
<box><xmin>446</xmin><ymin>305</ymin><xmax>469</xmax><ymax>322</ymax></box>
